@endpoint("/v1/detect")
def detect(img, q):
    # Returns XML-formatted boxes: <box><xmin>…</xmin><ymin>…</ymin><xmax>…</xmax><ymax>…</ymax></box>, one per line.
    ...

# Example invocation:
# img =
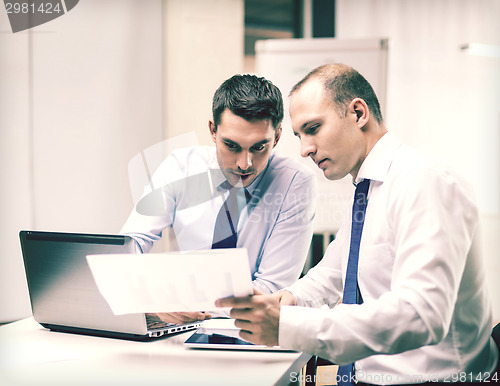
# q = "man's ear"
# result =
<box><xmin>349</xmin><ymin>98</ymin><xmax>370</xmax><ymax>129</ymax></box>
<box><xmin>208</xmin><ymin>119</ymin><xmax>217</xmax><ymax>143</ymax></box>
<box><xmin>273</xmin><ymin>126</ymin><xmax>282</xmax><ymax>148</ymax></box>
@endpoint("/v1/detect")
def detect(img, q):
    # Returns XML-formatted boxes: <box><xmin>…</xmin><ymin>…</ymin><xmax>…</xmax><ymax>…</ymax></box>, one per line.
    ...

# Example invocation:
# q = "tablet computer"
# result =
<box><xmin>184</xmin><ymin>327</ymin><xmax>296</xmax><ymax>352</ymax></box>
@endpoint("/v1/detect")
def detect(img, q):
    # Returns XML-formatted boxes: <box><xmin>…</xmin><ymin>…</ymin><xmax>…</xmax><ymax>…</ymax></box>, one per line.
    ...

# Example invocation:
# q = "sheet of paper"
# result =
<box><xmin>199</xmin><ymin>318</ymin><xmax>242</xmax><ymax>339</ymax></box>
<box><xmin>86</xmin><ymin>248</ymin><xmax>253</xmax><ymax>315</ymax></box>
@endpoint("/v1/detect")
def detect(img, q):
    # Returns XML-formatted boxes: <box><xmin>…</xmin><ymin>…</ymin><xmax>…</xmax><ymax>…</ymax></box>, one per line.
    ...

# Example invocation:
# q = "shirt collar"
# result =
<box><xmin>354</xmin><ymin>132</ymin><xmax>402</xmax><ymax>185</ymax></box>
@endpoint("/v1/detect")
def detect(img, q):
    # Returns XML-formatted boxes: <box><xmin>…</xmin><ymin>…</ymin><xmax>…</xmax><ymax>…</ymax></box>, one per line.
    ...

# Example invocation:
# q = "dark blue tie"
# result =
<box><xmin>212</xmin><ymin>185</ymin><xmax>249</xmax><ymax>249</ymax></box>
<box><xmin>337</xmin><ymin>179</ymin><xmax>370</xmax><ymax>386</ymax></box>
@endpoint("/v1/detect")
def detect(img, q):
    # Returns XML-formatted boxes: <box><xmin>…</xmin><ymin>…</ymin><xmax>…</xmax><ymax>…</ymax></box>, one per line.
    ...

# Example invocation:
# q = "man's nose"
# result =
<box><xmin>237</xmin><ymin>150</ymin><xmax>253</xmax><ymax>170</ymax></box>
<box><xmin>300</xmin><ymin>137</ymin><xmax>316</xmax><ymax>158</ymax></box>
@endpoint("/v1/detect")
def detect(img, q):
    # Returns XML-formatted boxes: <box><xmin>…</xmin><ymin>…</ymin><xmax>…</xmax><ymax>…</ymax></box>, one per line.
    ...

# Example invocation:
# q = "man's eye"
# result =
<box><xmin>306</xmin><ymin>124</ymin><xmax>319</xmax><ymax>135</ymax></box>
<box><xmin>252</xmin><ymin>144</ymin><xmax>266</xmax><ymax>152</ymax></box>
<box><xmin>225</xmin><ymin>142</ymin><xmax>239</xmax><ymax>150</ymax></box>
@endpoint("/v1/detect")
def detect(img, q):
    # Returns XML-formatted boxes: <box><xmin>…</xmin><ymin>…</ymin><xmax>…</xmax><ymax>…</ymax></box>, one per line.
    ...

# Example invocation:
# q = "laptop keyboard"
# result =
<box><xmin>145</xmin><ymin>313</ymin><xmax>177</xmax><ymax>330</ymax></box>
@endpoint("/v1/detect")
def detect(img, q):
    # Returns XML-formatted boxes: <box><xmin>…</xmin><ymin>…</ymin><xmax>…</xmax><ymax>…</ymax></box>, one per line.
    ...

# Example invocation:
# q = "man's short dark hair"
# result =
<box><xmin>290</xmin><ymin>63</ymin><xmax>384</xmax><ymax>124</ymax></box>
<box><xmin>212</xmin><ymin>74</ymin><xmax>284</xmax><ymax>131</ymax></box>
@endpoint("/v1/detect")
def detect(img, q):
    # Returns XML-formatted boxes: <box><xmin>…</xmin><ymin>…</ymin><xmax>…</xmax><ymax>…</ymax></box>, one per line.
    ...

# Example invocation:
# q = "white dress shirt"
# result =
<box><xmin>279</xmin><ymin>132</ymin><xmax>498</xmax><ymax>383</ymax></box>
<box><xmin>121</xmin><ymin>146</ymin><xmax>316</xmax><ymax>294</ymax></box>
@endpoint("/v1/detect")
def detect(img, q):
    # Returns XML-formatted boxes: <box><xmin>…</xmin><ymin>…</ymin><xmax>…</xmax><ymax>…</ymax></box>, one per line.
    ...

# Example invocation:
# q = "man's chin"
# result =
<box><xmin>321</xmin><ymin>168</ymin><xmax>338</xmax><ymax>181</ymax></box>
<box><xmin>325</xmin><ymin>170</ymin><xmax>349</xmax><ymax>181</ymax></box>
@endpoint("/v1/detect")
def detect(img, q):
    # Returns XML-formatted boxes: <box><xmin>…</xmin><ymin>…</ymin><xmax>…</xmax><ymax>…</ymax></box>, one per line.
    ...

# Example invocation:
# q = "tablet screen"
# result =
<box><xmin>184</xmin><ymin>329</ymin><xmax>296</xmax><ymax>352</ymax></box>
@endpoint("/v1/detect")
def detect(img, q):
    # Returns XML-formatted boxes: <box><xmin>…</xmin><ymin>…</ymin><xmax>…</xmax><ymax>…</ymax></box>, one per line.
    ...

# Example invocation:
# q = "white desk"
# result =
<box><xmin>0</xmin><ymin>318</ymin><xmax>310</xmax><ymax>386</ymax></box>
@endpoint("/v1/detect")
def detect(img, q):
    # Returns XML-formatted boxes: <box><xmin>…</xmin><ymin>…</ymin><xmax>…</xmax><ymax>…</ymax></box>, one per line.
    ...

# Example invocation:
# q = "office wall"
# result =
<box><xmin>0</xmin><ymin>19</ymin><xmax>32</xmax><ymax>322</ymax></box>
<box><xmin>163</xmin><ymin>0</ymin><xmax>244</xmax><ymax>146</ymax></box>
<box><xmin>336</xmin><ymin>0</ymin><xmax>500</xmax><ymax>320</ymax></box>
<box><xmin>0</xmin><ymin>0</ymin><xmax>164</xmax><ymax>322</ymax></box>
<box><xmin>0</xmin><ymin>0</ymin><xmax>244</xmax><ymax>323</ymax></box>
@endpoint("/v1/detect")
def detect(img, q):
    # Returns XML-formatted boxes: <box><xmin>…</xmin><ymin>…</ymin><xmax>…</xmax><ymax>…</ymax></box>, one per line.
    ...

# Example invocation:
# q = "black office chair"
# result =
<box><xmin>493</xmin><ymin>322</ymin><xmax>500</xmax><ymax>349</ymax></box>
<box><xmin>492</xmin><ymin>322</ymin><xmax>500</xmax><ymax>378</ymax></box>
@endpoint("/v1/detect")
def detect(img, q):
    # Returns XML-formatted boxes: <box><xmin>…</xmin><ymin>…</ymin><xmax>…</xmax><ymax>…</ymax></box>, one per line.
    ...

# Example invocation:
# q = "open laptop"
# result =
<box><xmin>19</xmin><ymin>230</ymin><xmax>202</xmax><ymax>340</ymax></box>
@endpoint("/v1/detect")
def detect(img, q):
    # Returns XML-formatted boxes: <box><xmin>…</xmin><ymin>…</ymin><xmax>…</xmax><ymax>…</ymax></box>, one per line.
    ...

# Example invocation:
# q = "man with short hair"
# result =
<box><xmin>121</xmin><ymin>74</ymin><xmax>316</xmax><ymax>324</ymax></box>
<box><xmin>217</xmin><ymin>64</ymin><xmax>498</xmax><ymax>384</ymax></box>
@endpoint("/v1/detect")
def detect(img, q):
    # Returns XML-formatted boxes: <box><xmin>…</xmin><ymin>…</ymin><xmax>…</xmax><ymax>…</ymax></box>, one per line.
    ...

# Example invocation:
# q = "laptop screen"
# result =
<box><xmin>19</xmin><ymin>230</ymin><xmax>148</xmax><ymax>335</ymax></box>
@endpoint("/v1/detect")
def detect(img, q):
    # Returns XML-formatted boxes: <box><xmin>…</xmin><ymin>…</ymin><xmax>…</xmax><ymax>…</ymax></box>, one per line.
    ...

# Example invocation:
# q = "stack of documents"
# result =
<box><xmin>86</xmin><ymin>248</ymin><xmax>253</xmax><ymax>315</ymax></box>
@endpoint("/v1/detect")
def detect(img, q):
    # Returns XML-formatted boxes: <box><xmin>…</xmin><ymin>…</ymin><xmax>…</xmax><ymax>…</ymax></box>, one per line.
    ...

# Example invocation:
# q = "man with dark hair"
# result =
<box><xmin>121</xmin><ymin>74</ymin><xmax>316</xmax><ymax>324</ymax></box>
<box><xmin>212</xmin><ymin>74</ymin><xmax>284</xmax><ymax>129</ymax></box>
<box><xmin>217</xmin><ymin>64</ymin><xmax>498</xmax><ymax>384</ymax></box>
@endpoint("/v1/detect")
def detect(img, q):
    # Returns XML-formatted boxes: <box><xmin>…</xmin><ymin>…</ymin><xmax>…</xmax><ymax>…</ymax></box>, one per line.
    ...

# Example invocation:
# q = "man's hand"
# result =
<box><xmin>253</xmin><ymin>289</ymin><xmax>296</xmax><ymax>306</ymax></box>
<box><xmin>215</xmin><ymin>293</ymin><xmax>282</xmax><ymax>347</ymax></box>
<box><xmin>275</xmin><ymin>290</ymin><xmax>297</xmax><ymax>306</ymax></box>
<box><xmin>154</xmin><ymin>311</ymin><xmax>211</xmax><ymax>324</ymax></box>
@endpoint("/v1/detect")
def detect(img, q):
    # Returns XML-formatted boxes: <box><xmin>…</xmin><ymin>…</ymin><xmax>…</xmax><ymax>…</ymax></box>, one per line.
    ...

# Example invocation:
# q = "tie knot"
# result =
<box><xmin>353</xmin><ymin>179</ymin><xmax>370</xmax><ymax>223</ymax></box>
<box><xmin>212</xmin><ymin>182</ymin><xmax>250</xmax><ymax>249</ymax></box>
<box><xmin>355</xmin><ymin>179</ymin><xmax>370</xmax><ymax>196</ymax></box>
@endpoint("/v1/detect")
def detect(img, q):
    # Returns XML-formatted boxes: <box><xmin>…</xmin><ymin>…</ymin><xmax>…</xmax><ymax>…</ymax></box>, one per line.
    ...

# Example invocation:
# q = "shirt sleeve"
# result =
<box><xmin>120</xmin><ymin>153</ymin><xmax>181</xmax><ymax>253</ymax></box>
<box><xmin>283</xmin><ymin>226</ymin><xmax>347</xmax><ymax>308</ymax></box>
<box><xmin>278</xmin><ymin>165</ymin><xmax>480</xmax><ymax>365</ymax></box>
<box><xmin>252</xmin><ymin>171</ymin><xmax>317</xmax><ymax>294</ymax></box>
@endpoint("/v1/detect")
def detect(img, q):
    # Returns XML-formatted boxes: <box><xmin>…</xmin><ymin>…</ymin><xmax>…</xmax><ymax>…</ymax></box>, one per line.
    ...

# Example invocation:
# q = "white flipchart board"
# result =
<box><xmin>255</xmin><ymin>38</ymin><xmax>389</xmax><ymax>233</ymax></box>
